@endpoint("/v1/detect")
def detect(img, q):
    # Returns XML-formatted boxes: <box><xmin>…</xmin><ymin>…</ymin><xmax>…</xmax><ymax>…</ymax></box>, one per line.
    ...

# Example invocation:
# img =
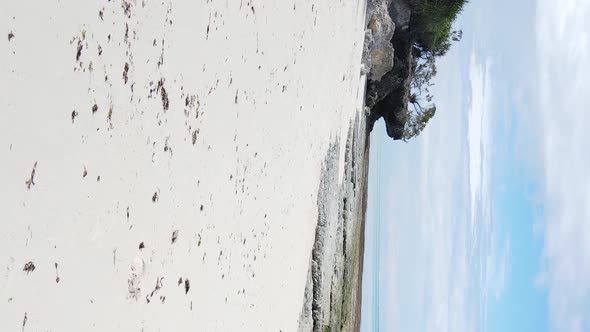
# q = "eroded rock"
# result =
<box><xmin>389</xmin><ymin>0</ymin><xmax>411</xmax><ymax>30</ymax></box>
<box><xmin>363</xmin><ymin>0</ymin><xmax>395</xmax><ymax>81</ymax></box>
<box><xmin>364</xmin><ymin>0</ymin><xmax>414</xmax><ymax>140</ymax></box>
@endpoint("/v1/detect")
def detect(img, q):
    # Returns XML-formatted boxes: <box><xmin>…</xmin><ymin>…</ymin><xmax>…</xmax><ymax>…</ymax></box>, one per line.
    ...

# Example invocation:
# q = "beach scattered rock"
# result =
<box><xmin>161</xmin><ymin>88</ymin><xmax>169</xmax><ymax>110</ymax></box>
<box><xmin>22</xmin><ymin>312</ymin><xmax>27</xmax><ymax>331</ymax></box>
<box><xmin>54</xmin><ymin>262</ymin><xmax>60</xmax><ymax>283</ymax></box>
<box><xmin>23</xmin><ymin>261</ymin><xmax>35</xmax><ymax>274</ymax></box>
<box><xmin>157</xmin><ymin>79</ymin><xmax>169</xmax><ymax>111</ymax></box>
<box><xmin>122</xmin><ymin>1</ymin><xmax>131</xmax><ymax>18</ymax></box>
<box><xmin>76</xmin><ymin>40</ymin><xmax>83</xmax><ymax>61</ymax></box>
<box><xmin>123</xmin><ymin>62</ymin><xmax>129</xmax><ymax>84</ymax></box>
<box><xmin>184</xmin><ymin>278</ymin><xmax>190</xmax><ymax>294</ymax></box>
<box><xmin>25</xmin><ymin>162</ymin><xmax>37</xmax><ymax>190</ymax></box>
<box><xmin>146</xmin><ymin>276</ymin><xmax>164</xmax><ymax>304</ymax></box>
<box><xmin>127</xmin><ymin>257</ymin><xmax>145</xmax><ymax>299</ymax></box>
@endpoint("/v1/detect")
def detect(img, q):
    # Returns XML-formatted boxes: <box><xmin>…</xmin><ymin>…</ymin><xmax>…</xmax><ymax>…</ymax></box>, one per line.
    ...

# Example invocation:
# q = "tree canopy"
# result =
<box><xmin>400</xmin><ymin>0</ymin><xmax>467</xmax><ymax>140</ymax></box>
<box><xmin>409</xmin><ymin>0</ymin><xmax>468</xmax><ymax>56</ymax></box>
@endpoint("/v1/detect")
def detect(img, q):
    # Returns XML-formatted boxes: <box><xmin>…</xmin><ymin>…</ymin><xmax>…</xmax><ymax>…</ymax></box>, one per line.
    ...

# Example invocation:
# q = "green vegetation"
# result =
<box><xmin>409</xmin><ymin>0</ymin><xmax>467</xmax><ymax>57</ymax></box>
<box><xmin>403</xmin><ymin>0</ymin><xmax>467</xmax><ymax>140</ymax></box>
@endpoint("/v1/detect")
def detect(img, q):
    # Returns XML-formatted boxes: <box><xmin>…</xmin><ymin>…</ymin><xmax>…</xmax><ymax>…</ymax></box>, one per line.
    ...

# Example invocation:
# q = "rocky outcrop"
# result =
<box><xmin>362</xmin><ymin>0</ymin><xmax>395</xmax><ymax>81</ymax></box>
<box><xmin>364</xmin><ymin>0</ymin><xmax>413</xmax><ymax>140</ymax></box>
<box><xmin>367</xmin><ymin>27</ymin><xmax>413</xmax><ymax>140</ymax></box>
<box><xmin>388</xmin><ymin>0</ymin><xmax>411</xmax><ymax>31</ymax></box>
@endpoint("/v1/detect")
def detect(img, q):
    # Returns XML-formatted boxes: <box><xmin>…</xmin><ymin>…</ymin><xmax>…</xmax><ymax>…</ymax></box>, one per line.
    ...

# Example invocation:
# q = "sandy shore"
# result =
<box><xmin>1</xmin><ymin>0</ymin><xmax>368</xmax><ymax>331</ymax></box>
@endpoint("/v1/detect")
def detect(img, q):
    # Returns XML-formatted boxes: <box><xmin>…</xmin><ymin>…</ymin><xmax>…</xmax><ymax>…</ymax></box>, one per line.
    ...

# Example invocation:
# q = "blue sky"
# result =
<box><xmin>361</xmin><ymin>0</ymin><xmax>590</xmax><ymax>331</ymax></box>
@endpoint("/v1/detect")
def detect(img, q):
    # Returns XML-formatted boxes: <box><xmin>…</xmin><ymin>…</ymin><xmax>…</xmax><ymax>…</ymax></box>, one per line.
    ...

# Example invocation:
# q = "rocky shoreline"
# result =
<box><xmin>298</xmin><ymin>112</ymin><xmax>370</xmax><ymax>332</ymax></box>
<box><xmin>297</xmin><ymin>2</ymin><xmax>417</xmax><ymax>331</ymax></box>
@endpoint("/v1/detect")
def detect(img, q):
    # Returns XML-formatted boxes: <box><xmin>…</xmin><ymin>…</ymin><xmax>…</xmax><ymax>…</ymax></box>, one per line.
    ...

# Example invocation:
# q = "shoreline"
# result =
<box><xmin>354</xmin><ymin>127</ymin><xmax>371</xmax><ymax>332</ymax></box>
<box><xmin>297</xmin><ymin>106</ymin><xmax>372</xmax><ymax>332</ymax></box>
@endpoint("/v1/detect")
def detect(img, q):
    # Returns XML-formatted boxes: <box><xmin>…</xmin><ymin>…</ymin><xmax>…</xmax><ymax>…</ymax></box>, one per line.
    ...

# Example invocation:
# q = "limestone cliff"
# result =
<box><xmin>363</xmin><ymin>0</ymin><xmax>413</xmax><ymax>140</ymax></box>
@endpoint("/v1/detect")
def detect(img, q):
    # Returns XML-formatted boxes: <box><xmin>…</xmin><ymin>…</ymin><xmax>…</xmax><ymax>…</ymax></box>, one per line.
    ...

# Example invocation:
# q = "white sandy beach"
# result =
<box><xmin>0</xmin><ymin>1</ymin><xmax>367</xmax><ymax>331</ymax></box>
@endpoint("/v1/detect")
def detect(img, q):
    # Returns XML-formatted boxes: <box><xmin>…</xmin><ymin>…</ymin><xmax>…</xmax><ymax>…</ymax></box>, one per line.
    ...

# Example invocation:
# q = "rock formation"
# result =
<box><xmin>363</xmin><ymin>0</ymin><xmax>395</xmax><ymax>81</ymax></box>
<box><xmin>363</xmin><ymin>0</ymin><xmax>413</xmax><ymax>140</ymax></box>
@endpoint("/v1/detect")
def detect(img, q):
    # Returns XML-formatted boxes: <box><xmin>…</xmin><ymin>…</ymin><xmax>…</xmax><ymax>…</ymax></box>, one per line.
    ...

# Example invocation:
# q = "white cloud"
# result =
<box><xmin>494</xmin><ymin>239</ymin><xmax>510</xmax><ymax>300</ymax></box>
<box><xmin>468</xmin><ymin>50</ymin><xmax>508</xmax><ymax>329</ymax></box>
<box><xmin>468</xmin><ymin>50</ymin><xmax>494</xmax><ymax>250</ymax></box>
<box><xmin>535</xmin><ymin>0</ymin><xmax>590</xmax><ymax>331</ymax></box>
<box><xmin>377</xmin><ymin>49</ymin><xmax>505</xmax><ymax>332</ymax></box>
<box><xmin>468</xmin><ymin>54</ymin><xmax>485</xmax><ymax>232</ymax></box>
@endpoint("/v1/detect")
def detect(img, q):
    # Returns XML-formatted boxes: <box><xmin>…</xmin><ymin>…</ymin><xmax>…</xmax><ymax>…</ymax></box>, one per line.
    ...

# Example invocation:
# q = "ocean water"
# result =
<box><xmin>360</xmin><ymin>121</ymin><xmax>385</xmax><ymax>332</ymax></box>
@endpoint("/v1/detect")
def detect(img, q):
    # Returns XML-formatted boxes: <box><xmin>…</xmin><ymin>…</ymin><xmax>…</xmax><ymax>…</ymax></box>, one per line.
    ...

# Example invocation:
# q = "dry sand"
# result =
<box><xmin>0</xmin><ymin>1</ymin><xmax>367</xmax><ymax>331</ymax></box>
